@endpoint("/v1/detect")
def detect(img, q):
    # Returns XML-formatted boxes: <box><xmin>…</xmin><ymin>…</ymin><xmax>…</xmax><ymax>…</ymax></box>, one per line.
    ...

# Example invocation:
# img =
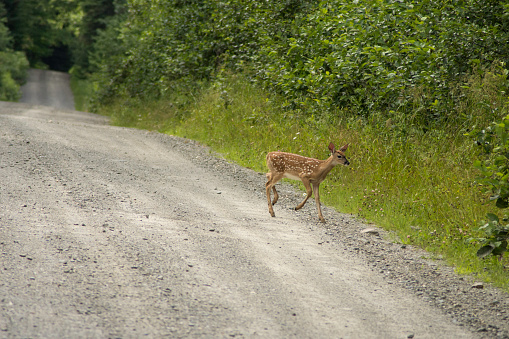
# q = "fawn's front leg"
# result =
<box><xmin>295</xmin><ymin>177</ymin><xmax>312</xmax><ymax>210</ymax></box>
<box><xmin>312</xmin><ymin>182</ymin><xmax>326</xmax><ymax>223</ymax></box>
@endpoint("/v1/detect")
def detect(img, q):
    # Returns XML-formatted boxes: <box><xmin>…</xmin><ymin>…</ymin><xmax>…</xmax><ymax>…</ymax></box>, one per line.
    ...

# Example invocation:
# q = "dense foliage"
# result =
<box><xmin>0</xmin><ymin>0</ymin><xmax>122</xmax><ymax>100</ymax></box>
<box><xmin>2</xmin><ymin>0</ymin><xmax>81</xmax><ymax>69</ymax></box>
<box><xmin>260</xmin><ymin>0</ymin><xmax>509</xmax><ymax>118</ymax></box>
<box><xmin>72</xmin><ymin>0</ymin><xmax>127</xmax><ymax>77</ymax></box>
<box><xmin>93</xmin><ymin>0</ymin><xmax>509</xmax><ymax>124</ymax></box>
<box><xmin>471</xmin><ymin>114</ymin><xmax>509</xmax><ymax>258</ymax></box>
<box><xmin>4</xmin><ymin>0</ymin><xmax>509</xmax><ymax>116</ymax></box>
<box><xmin>0</xmin><ymin>2</ymin><xmax>28</xmax><ymax>101</ymax></box>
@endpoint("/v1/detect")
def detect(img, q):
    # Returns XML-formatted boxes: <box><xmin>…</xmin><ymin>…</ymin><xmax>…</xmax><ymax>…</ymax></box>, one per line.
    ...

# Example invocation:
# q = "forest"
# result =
<box><xmin>2</xmin><ymin>0</ymin><xmax>509</xmax><ymax>289</ymax></box>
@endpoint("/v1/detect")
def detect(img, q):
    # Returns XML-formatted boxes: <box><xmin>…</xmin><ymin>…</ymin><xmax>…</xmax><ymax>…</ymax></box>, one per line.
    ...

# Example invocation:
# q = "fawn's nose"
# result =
<box><xmin>344</xmin><ymin>160</ymin><xmax>350</xmax><ymax>166</ymax></box>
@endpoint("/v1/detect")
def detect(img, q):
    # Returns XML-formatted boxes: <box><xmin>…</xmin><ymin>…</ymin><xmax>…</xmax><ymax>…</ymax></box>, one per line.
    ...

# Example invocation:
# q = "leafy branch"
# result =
<box><xmin>470</xmin><ymin>114</ymin><xmax>509</xmax><ymax>259</ymax></box>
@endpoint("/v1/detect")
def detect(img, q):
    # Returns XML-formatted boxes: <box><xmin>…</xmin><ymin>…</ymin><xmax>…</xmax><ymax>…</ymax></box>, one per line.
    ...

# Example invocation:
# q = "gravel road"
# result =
<box><xmin>0</xmin><ymin>70</ymin><xmax>508</xmax><ymax>338</ymax></box>
<box><xmin>20</xmin><ymin>69</ymin><xmax>75</xmax><ymax>110</ymax></box>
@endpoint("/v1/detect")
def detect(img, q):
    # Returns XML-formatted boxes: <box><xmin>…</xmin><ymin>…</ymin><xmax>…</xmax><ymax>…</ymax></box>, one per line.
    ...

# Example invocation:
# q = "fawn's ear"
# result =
<box><xmin>339</xmin><ymin>144</ymin><xmax>349</xmax><ymax>152</ymax></box>
<box><xmin>328</xmin><ymin>142</ymin><xmax>335</xmax><ymax>153</ymax></box>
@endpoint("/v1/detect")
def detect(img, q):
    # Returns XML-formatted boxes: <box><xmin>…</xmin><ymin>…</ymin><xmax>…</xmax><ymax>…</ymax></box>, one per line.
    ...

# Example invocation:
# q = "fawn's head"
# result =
<box><xmin>328</xmin><ymin>142</ymin><xmax>350</xmax><ymax>166</ymax></box>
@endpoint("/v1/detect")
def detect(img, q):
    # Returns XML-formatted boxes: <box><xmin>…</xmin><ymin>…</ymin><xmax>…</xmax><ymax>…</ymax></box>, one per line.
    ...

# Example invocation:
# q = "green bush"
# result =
<box><xmin>0</xmin><ymin>51</ymin><xmax>29</xmax><ymax>83</ymax></box>
<box><xmin>474</xmin><ymin>214</ymin><xmax>509</xmax><ymax>259</ymax></box>
<box><xmin>471</xmin><ymin>114</ymin><xmax>509</xmax><ymax>259</ymax></box>
<box><xmin>0</xmin><ymin>3</ymin><xmax>29</xmax><ymax>102</ymax></box>
<box><xmin>259</xmin><ymin>0</ymin><xmax>509</xmax><ymax>119</ymax></box>
<box><xmin>0</xmin><ymin>71</ymin><xmax>19</xmax><ymax>101</ymax></box>
<box><xmin>92</xmin><ymin>0</ymin><xmax>509</xmax><ymax>128</ymax></box>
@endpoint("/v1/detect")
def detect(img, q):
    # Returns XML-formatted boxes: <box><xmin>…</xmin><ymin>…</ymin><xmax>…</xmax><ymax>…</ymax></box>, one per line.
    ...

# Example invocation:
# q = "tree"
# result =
<box><xmin>72</xmin><ymin>0</ymin><xmax>124</xmax><ymax>77</ymax></box>
<box><xmin>2</xmin><ymin>0</ymin><xmax>118</xmax><ymax>72</ymax></box>
<box><xmin>0</xmin><ymin>2</ymin><xmax>29</xmax><ymax>101</ymax></box>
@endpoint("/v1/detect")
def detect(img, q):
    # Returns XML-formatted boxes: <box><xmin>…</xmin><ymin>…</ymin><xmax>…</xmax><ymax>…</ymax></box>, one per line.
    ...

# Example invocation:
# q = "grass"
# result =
<box><xmin>96</xmin><ymin>72</ymin><xmax>509</xmax><ymax>291</ymax></box>
<box><xmin>70</xmin><ymin>74</ymin><xmax>95</xmax><ymax>112</ymax></box>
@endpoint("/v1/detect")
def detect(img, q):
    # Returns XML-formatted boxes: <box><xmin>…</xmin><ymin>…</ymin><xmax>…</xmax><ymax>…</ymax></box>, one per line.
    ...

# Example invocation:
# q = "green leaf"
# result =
<box><xmin>492</xmin><ymin>241</ymin><xmax>508</xmax><ymax>256</ymax></box>
<box><xmin>476</xmin><ymin>245</ymin><xmax>494</xmax><ymax>258</ymax></box>
<box><xmin>496</xmin><ymin>198</ymin><xmax>509</xmax><ymax>209</ymax></box>
<box><xmin>473</xmin><ymin>160</ymin><xmax>483</xmax><ymax>170</ymax></box>
<box><xmin>487</xmin><ymin>213</ymin><xmax>500</xmax><ymax>223</ymax></box>
<box><xmin>479</xmin><ymin>222</ymin><xmax>491</xmax><ymax>230</ymax></box>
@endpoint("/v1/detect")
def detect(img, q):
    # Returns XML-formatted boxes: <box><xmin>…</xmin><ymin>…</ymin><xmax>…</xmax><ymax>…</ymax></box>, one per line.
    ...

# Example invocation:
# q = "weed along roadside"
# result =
<box><xmin>70</xmin><ymin>1</ymin><xmax>509</xmax><ymax>290</ymax></box>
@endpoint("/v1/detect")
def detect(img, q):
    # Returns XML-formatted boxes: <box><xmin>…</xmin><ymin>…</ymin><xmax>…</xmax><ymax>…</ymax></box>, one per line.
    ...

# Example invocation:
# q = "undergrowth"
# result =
<box><xmin>99</xmin><ymin>71</ymin><xmax>509</xmax><ymax>291</ymax></box>
<box><xmin>70</xmin><ymin>73</ymin><xmax>95</xmax><ymax>112</ymax></box>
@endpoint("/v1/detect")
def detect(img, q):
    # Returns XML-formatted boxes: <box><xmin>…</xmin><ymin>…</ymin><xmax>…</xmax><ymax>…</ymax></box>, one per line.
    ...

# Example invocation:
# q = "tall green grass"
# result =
<box><xmin>70</xmin><ymin>74</ymin><xmax>95</xmax><ymax>112</ymax></box>
<box><xmin>99</xmin><ymin>72</ymin><xmax>509</xmax><ymax>291</ymax></box>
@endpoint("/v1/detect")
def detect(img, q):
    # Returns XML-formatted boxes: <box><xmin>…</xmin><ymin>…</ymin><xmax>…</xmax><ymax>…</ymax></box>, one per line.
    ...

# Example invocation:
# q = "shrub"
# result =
<box><xmin>0</xmin><ymin>51</ymin><xmax>29</xmax><ymax>102</ymax></box>
<box><xmin>0</xmin><ymin>3</ymin><xmax>28</xmax><ymax>101</ymax></box>
<box><xmin>92</xmin><ymin>0</ymin><xmax>509</xmax><ymax>129</ymax></box>
<box><xmin>471</xmin><ymin>114</ymin><xmax>509</xmax><ymax>259</ymax></box>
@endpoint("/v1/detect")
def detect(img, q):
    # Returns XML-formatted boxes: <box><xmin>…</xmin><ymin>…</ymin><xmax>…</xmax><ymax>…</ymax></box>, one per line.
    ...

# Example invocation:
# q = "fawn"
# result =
<box><xmin>265</xmin><ymin>143</ymin><xmax>349</xmax><ymax>222</ymax></box>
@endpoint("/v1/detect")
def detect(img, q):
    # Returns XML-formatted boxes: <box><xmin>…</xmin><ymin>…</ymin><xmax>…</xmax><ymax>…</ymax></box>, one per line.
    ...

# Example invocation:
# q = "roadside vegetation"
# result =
<box><xmin>0</xmin><ymin>2</ymin><xmax>28</xmax><ymax>101</ymax></box>
<box><xmin>70</xmin><ymin>74</ymin><xmax>95</xmax><ymax>112</ymax></box>
<box><xmin>3</xmin><ymin>0</ymin><xmax>509</xmax><ymax>290</ymax></box>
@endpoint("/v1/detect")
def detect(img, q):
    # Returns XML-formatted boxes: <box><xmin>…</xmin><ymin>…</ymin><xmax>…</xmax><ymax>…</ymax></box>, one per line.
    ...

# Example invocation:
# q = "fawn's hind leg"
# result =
<box><xmin>266</xmin><ymin>172</ymin><xmax>283</xmax><ymax>217</ymax></box>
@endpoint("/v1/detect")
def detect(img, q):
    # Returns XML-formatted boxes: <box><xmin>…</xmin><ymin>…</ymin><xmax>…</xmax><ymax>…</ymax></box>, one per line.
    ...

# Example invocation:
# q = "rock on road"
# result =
<box><xmin>0</xmin><ymin>70</ymin><xmax>501</xmax><ymax>338</ymax></box>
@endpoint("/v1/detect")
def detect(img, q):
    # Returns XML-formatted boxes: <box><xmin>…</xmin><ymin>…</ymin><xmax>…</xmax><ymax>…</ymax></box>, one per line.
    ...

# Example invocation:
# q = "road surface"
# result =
<box><xmin>20</xmin><ymin>69</ymin><xmax>75</xmax><ymax>110</ymax></box>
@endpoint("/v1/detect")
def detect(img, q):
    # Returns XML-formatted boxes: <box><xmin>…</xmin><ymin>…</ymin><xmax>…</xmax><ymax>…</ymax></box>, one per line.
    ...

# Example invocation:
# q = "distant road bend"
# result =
<box><xmin>20</xmin><ymin>68</ymin><xmax>75</xmax><ymax>110</ymax></box>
